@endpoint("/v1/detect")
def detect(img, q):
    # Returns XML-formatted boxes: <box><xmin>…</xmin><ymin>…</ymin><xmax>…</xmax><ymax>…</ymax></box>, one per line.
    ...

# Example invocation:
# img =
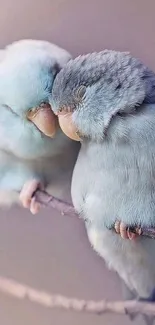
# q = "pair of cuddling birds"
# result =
<box><xmin>2</xmin><ymin>39</ymin><xmax>155</xmax><ymax>324</ymax></box>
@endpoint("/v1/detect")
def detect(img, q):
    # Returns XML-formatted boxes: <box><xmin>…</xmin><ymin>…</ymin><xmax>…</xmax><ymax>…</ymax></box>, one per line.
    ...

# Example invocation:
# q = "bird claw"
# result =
<box><xmin>126</xmin><ymin>310</ymin><xmax>155</xmax><ymax>325</ymax></box>
<box><xmin>19</xmin><ymin>179</ymin><xmax>44</xmax><ymax>214</ymax></box>
<box><xmin>114</xmin><ymin>221</ymin><xmax>141</xmax><ymax>240</ymax></box>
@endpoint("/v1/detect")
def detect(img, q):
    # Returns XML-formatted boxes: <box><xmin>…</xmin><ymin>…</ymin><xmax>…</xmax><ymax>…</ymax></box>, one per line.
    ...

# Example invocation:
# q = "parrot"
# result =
<box><xmin>50</xmin><ymin>50</ymin><xmax>155</xmax><ymax>323</ymax></box>
<box><xmin>0</xmin><ymin>39</ymin><xmax>79</xmax><ymax>214</ymax></box>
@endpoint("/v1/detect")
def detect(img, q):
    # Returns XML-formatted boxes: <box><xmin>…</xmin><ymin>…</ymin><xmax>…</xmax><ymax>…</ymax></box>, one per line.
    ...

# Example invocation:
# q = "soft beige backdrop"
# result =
<box><xmin>0</xmin><ymin>1</ymin><xmax>154</xmax><ymax>324</ymax></box>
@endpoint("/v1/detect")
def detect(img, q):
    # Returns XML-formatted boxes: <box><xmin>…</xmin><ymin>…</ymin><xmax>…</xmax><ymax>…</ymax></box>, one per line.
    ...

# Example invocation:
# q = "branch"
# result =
<box><xmin>0</xmin><ymin>275</ymin><xmax>155</xmax><ymax>317</ymax></box>
<box><xmin>35</xmin><ymin>189</ymin><xmax>77</xmax><ymax>218</ymax></box>
<box><xmin>35</xmin><ymin>189</ymin><xmax>155</xmax><ymax>239</ymax></box>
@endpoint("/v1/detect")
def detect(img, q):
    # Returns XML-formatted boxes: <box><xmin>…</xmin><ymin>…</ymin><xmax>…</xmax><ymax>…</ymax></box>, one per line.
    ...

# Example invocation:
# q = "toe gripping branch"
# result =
<box><xmin>27</xmin><ymin>189</ymin><xmax>155</xmax><ymax>322</ymax></box>
<box><xmin>35</xmin><ymin>189</ymin><xmax>155</xmax><ymax>239</ymax></box>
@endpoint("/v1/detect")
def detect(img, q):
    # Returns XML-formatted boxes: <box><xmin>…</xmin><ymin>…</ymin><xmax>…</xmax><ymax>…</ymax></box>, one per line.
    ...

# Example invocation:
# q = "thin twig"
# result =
<box><xmin>35</xmin><ymin>189</ymin><xmax>77</xmax><ymax>218</ymax></box>
<box><xmin>35</xmin><ymin>189</ymin><xmax>155</xmax><ymax>239</ymax></box>
<box><xmin>0</xmin><ymin>275</ymin><xmax>155</xmax><ymax>317</ymax></box>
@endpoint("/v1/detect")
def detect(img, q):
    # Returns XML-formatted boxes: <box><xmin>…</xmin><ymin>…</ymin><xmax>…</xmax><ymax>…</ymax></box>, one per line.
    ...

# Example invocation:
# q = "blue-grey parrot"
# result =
<box><xmin>0</xmin><ymin>39</ymin><xmax>79</xmax><ymax>214</ymax></box>
<box><xmin>50</xmin><ymin>50</ymin><xmax>155</xmax><ymax>323</ymax></box>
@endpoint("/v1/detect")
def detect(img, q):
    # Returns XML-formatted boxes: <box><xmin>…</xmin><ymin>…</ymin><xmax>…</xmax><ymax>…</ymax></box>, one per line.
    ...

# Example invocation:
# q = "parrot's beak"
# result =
<box><xmin>57</xmin><ymin>112</ymin><xmax>81</xmax><ymax>141</ymax></box>
<box><xmin>27</xmin><ymin>103</ymin><xmax>58</xmax><ymax>137</ymax></box>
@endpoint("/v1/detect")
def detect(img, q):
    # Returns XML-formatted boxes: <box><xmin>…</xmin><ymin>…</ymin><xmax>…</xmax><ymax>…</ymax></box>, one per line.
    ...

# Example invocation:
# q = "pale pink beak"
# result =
<box><xmin>27</xmin><ymin>103</ymin><xmax>58</xmax><ymax>137</ymax></box>
<box><xmin>58</xmin><ymin>112</ymin><xmax>81</xmax><ymax>141</ymax></box>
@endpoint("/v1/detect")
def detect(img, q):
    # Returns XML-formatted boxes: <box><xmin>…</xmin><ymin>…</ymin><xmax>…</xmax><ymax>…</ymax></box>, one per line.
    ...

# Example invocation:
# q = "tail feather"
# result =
<box><xmin>121</xmin><ymin>281</ymin><xmax>155</xmax><ymax>325</ymax></box>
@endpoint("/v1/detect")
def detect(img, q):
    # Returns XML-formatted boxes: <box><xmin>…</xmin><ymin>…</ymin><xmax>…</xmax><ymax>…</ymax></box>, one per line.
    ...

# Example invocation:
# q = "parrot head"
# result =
<box><xmin>50</xmin><ymin>50</ymin><xmax>155</xmax><ymax>142</ymax></box>
<box><xmin>0</xmin><ymin>40</ymin><xmax>71</xmax><ymax>139</ymax></box>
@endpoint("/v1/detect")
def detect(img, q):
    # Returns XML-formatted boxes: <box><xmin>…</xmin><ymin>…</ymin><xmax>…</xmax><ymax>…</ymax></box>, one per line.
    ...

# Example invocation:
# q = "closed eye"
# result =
<box><xmin>4</xmin><ymin>104</ymin><xmax>18</xmax><ymax>116</ymax></box>
<box><xmin>74</xmin><ymin>85</ymin><xmax>86</xmax><ymax>102</ymax></box>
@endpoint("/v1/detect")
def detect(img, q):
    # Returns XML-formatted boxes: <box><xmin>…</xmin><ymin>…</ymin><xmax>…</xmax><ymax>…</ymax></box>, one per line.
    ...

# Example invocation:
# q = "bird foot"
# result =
<box><xmin>114</xmin><ymin>221</ymin><xmax>142</xmax><ymax>240</ymax></box>
<box><xmin>19</xmin><ymin>179</ymin><xmax>44</xmax><ymax>214</ymax></box>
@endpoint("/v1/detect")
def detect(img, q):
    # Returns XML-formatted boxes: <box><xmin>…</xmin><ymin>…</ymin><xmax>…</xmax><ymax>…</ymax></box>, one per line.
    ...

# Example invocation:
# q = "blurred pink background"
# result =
<box><xmin>0</xmin><ymin>1</ymin><xmax>154</xmax><ymax>324</ymax></box>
